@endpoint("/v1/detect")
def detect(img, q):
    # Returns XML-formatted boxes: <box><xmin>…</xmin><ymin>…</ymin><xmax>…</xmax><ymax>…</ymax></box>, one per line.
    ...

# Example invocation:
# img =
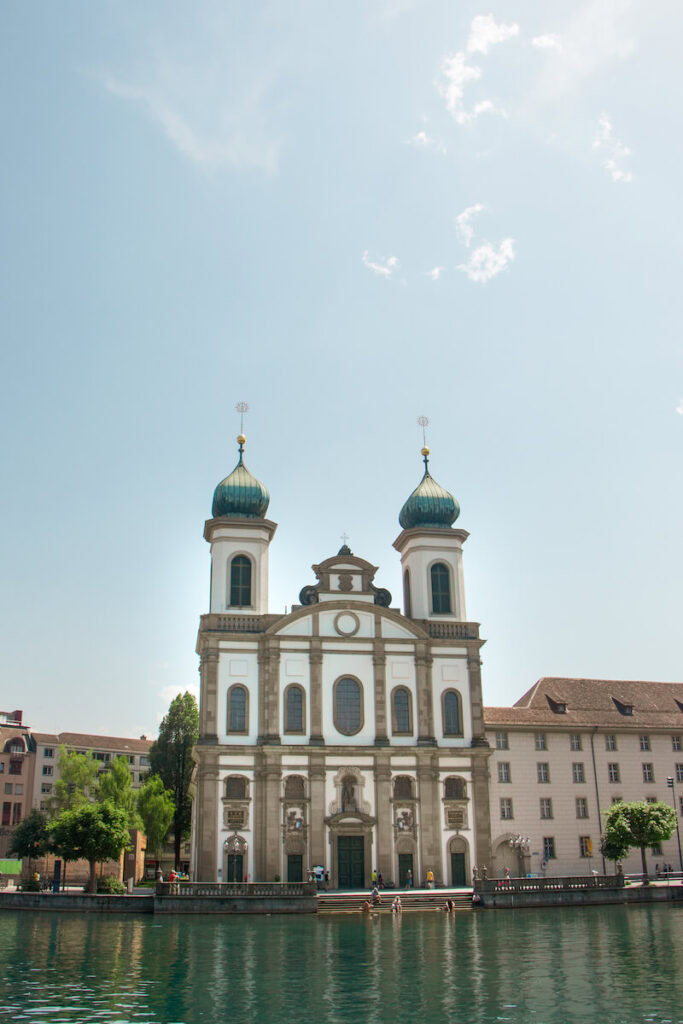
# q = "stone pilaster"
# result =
<box><xmin>467</xmin><ymin>649</ymin><xmax>487</xmax><ymax>744</ymax></box>
<box><xmin>416</xmin><ymin>643</ymin><xmax>436</xmax><ymax>746</ymax></box>
<box><xmin>194</xmin><ymin>753</ymin><xmax>219</xmax><ymax>880</ymax></box>
<box><xmin>199</xmin><ymin>648</ymin><xmax>220</xmax><ymax>743</ymax></box>
<box><xmin>471</xmin><ymin>751</ymin><xmax>493</xmax><ymax>872</ymax></box>
<box><xmin>417</xmin><ymin>756</ymin><xmax>442</xmax><ymax>884</ymax></box>
<box><xmin>373</xmin><ymin>640</ymin><xmax>389</xmax><ymax>746</ymax></box>
<box><xmin>309</xmin><ymin>640</ymin><xmax>324</xmax><ymax>745</ymax></box>
<box><xmin>259</xmin><ymin>637</ymin><xmax>281</xmax><ymax>745</ymax></box>
<box><xmin>375</xmin><ymin>757</ymin><xmax>393</xmax><ymax>880</ymax></box>
<box><xmin>264</xmin><ymin>752</ymin><xmax>283</xmax><ymax>881</ymax></box>
<box><xmin>253</xmin><ymin>751</ymin><xmax>267</xmax><ymax>880</ymax></box>
<box><xmin>309</xmin><ymin>755</ymin><xmax>326</xmax><ymax>869</ymax></box>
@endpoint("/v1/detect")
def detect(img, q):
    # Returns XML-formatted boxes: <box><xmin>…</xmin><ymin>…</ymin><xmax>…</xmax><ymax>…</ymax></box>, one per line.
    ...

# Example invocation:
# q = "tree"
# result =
<box><xmin>149</xmin><ymin>692</ymin><xmax>199</xmax><ymax>868</ymax></box>
<box><xmin>600</xmin><ymin>803</ymin><xmax>630</xmax><ymax>869</ymax></box>
<box><xmin>137</xmin><ymin>776</ymin><xmax>175</xmax><ymax>857</ymax></box>
<box><xmin>50</xmin><ymin>746</ymin><xmax>99</xmax><ymax>813</ymax></box>
<box><xmin>8</xmin><ymin>809</ymin><xmax>52</xmax><ymax>868</ymax></box>
<box><xmin>52</xmin><ymin>802</ymin><xmax>131</xmax><ymax>894</ymax></box>
<box><xmin>602</xmin><ymin>801</ymin><xmax>677</xmax><ymax>882</ymax></box>
<box><xmin>98</xmin><ymin>756</ymin><xmax>142</xmax><ymax>830</ymax></box>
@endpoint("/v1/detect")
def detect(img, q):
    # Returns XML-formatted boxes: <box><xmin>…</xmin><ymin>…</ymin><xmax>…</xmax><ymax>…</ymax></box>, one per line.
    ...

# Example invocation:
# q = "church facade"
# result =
<box><xmin>191</xmin><ymin>435</ymin><xmax>492</xmax><ymax>887</ymax></box>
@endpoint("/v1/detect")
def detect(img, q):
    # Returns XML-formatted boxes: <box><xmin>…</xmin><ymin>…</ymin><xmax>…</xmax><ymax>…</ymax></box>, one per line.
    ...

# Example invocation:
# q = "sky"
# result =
<box><xmin>1</xmin><ymin>0</ymin><xmax>682</xmax><ymax>738</ymax></box>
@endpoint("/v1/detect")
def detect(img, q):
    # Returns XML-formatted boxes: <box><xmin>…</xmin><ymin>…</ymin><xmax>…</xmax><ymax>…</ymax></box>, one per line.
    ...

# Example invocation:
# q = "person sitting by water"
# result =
<box><xmin>371</xmin><ymin>886</ymin><xmax>381</xmax><ymax>906</ymax></box>
<box><xmin>444</xmin><ymin>899</ymin><xmax>455</xmax><ymax>912</ymax></box>
<box><xmin>392</xmin><ymin>896</ymin><xmax>402</xmax><ymax>913</ymax></box>
<box><xmin>362</xmin><ymin>900</ymin><xmax>372</xmax><ymax>913</ymax></box>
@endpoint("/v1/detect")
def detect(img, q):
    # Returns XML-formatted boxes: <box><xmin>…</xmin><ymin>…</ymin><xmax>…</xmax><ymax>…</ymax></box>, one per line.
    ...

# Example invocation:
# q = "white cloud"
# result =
<box><xmin>406</xmin><ymin>130</ymin><xmax>447</xmax><ymax>154</ymax></box>
<box><xmin>593</xmin><ymin>114</ymin><xmax>633</xmax><ymax>182</ymax></box>
<box><xmin>425</xmin><ymin>266</ymin><xmax>444</xmax><ymax>280</ymax></box>
<box><xmin>457</xmin><ymin>238</ymin><xmax>515</xmax><ymax>283</ymax></box>
<box><xmin>362</xmin><ymin>251</ymin><xmax>399</xmax><ymax>278</ymax></box>
<box><xmin>676</xmin><ymin>399</ymin><xmax>683</xmax><ymax>416</ymax></box>
<box><xmin>532</xmin><ymin>34</ymin><xmax>563</xmax><ymax>52</ymax></box>
<box><xmin>455</xmin><ymin>203</ymin><xmax>486</xmax><ymax>247</ymax></box>
<box><xmin>467</xmin><ymin>14</ymin><xmax>519</xmax><ymax>55</ymax></box>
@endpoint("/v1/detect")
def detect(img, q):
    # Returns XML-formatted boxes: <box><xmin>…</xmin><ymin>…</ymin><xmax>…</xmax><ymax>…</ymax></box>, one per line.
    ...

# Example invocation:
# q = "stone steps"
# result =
<box><xmin>317</xmin><ymin>888</ymin><xmax>473</xmax><ymax>913</ymax></box>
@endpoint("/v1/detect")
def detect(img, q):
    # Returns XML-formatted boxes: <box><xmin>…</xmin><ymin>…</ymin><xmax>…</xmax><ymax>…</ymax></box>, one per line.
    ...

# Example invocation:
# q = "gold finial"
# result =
<box><xmin>235</xmin><ymin>402</ymin><xmax>249</xmax><ymax>457</ymax></box>
<box><xmin>417</xmin><ymin>416</ymin><xmax>430</xmax><ymax>469</ymax></box>
<box><xmin>237</xmin><ymin>433</ymin><xmax>246</xmax><ymax>445</ymax></box>
<box><xmin>421</xmin><ymin>446</ymin><xmax>430</xmax><ymax>457</ymax></box>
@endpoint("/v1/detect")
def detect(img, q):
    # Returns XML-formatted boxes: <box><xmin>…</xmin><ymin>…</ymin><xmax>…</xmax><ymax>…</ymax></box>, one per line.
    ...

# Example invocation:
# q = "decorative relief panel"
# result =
<box><xmin>443</xmin><ymin>801</ymin><xmax>468</xmax><ymax>831</ymax></box>
<box><xmin>328</xmin><ymin>766</ymin><xmax>371</xmax><ymax>816</ymax></box>
<box><xmin>393</xmin><ymin>806</ymin><xmax>417</xmax><ymax>839</ymax></box>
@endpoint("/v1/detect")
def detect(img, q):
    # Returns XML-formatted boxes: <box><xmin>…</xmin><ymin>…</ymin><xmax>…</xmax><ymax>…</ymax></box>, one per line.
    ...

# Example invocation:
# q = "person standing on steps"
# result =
<box><xmin>405</xmin><ymin>868</ymin><xmax>413</xmax><ymax>889</ymax></box>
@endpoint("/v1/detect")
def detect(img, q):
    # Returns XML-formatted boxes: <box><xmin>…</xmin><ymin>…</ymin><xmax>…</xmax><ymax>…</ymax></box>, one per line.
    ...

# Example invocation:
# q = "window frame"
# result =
<box><xmin>535</xmin><ymin>733</ymin><xmax>547</xmax><ymax>751</ymax></box>
<box><xmin>228</xmin><ymin>553</ymin><xmax>253</xmax><ymax>609</ymax></box>
<box><xmin>572</xmin><ymin>762</ymin><xmax>585</xmax><ymax>784</ymax></box>
<box><xmin>639</xmin><ymin>735</ymin><xmax>651</xmax><ymax>752</ymax></box>
<box><xmin>537</xmin><ymin>762</ymin><xmax>550</xmax><ymax>784</ymax></box>
<box><xmin>429</xmin><ymin>561</ymin><xmax>453</xmax><ymax>615</ymax></box>
<box><xmin>672</xmin><ymin>736</ymin><xmax>681</xmax><ymax>752</ymax></box>
<box><xmin>332</xmin><ymin>675</ymin><xmax>364</xmax><ymax>737</ymax></box>
<box><xmin>608</xmin><ymin>762</ymin><xmax>620</xmax><ymax>784</ymax></box>
<box><xmin>540</xmin><ymin>797</ymin><xmax>553</xmax><ymax>820</ymax></box>
<box><xmin>500</xmin><ymin>797</ymin><xmax>513</xmax><ymax>820</ymax></box>
<box><xmin>498</xmin><ymin>762</ymin><xmax>511</xmax><ymax>784</ymax></box>
<box><xmin>444</xmin><ymin>776</ymin><xmax>466</xmax><ymax>800</ymax></box>
<box><xmin>642</xmin><ymin>762</ymin><xmax>654</xmax><ymax>783</ymax></box>
<box><xmin>543</xmin><ymin>836</ymin><xmax>556</xmax><ymax>861</ymax></box>
<box><xmin>570</xmin><ymin>734</ymin><xmax>582</xmax><ymax>751</ymax></box>
<box><xmin>391</xmin><ymin>686</ymin><xmax>413</xmax><ymax>736</ymax></box>
<box><xmin>224</xmin><ymin>775</ymin><xmax>249</xmax><ymax>800</ymax></box>
<box><xmin>605</xmin><ymin>734</ymin><xmax>617</xmax><ymax>752</ymax></box>
<box><xmin>576</xmin><ymin>797</ymin><xmax>589</xmax><ymax>819</ymax></box>
<box><xmin>441</xmin><ymin>689</ymin><xmax>464</xmax><ymax>738</ymax></box>
<box><xmin>495</xmin><ymin>732</ymin><xmax>509</xmax><ymax>750</ymax></box>
<box><xmin>403</xmin><ymin>569</ymin><xmax>412</xmax><ymax>618</ymax></box>
<box><xmin>393</xmin><ymin>775</ymin><xmax>415</xmax><ymax>800</ymax></box>
<box><xmin>226</xmin><ymin>684</ymin><xmax>249</xmax><ymax>735</ymax></box>
<box><xmin>283</xmin><ymin>684</ymin><xmax>306</xmax><ymax>736</ymax></box>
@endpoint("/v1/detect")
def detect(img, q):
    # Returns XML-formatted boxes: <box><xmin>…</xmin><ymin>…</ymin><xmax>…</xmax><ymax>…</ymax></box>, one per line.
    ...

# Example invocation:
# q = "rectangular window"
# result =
<box><xmin>651</xmin><ymin>843</ymin><xmax>663</xmax><ymax>856</ymax></box>
<box><xmin>642</xmin><ymin>763</ymin><xmax>654</xmax><ymax>783</ymax></box>
<box><xmin>1</xmin><ymin>802</ymin><xmax>10</xmax><ymax>826</ymax></box>
<box><xmin>495</xmin><ymin>732</ymin><xmax>509</xmax><ymax>750</ymax></box>
<box><xmin>41</xmin><ymin>783</ymin><xmax>52</xmax><ymax>794</ymax></box>
<box><xmin>676</xmin><ymin>764</ymin><xmax>683</xmax><ymax>784</ymax></box>
<box><xmin>576</xmin><ymin>797</ymin><xmax>589</xmax><ymax>819</ymax></box>
<box><xmin>140</xmin><ymin>756</ymin><xmax>151</xmax><ymax>767</ymax></box>
<box><xmin>608</xmin><ymin>763</ymin><xmax>620</xmax><ymax>784</ymax></box>
<box><xmin>40</xmin><ymin>801</ymin><xmax>48</xmax><ymax>811</ymax></box>
<box><xmin>605</xmin><ymin>735</ymin><xmax>617</xmax><ymax>752</ymax></box>
<box><xmin>0</xmin><ymin>763</ymin><xmax>4</xmax><ymax>773</ymax></box>
<box><xmin>570</xmin><ymin>734</ymin><xmax>582</xmax><ymax>751</ymax></box>
<box><xmin>579</xmin><ymin>836</ymin><xmax>593</xmax><ymax>858</ymax></box>
<box><xmin>639</xmin><ymin>735</ymin><xmax>651</xmax><ymax>752</ymax></box>
<box><xmin>540</xmin><ymin>798</ymin><xmax>553</xmax><ymax>819</ymax></box>
<box><xmin>646</xmin><ymin>796</ymin><xmax>657</xmax><ymax>804</ymax></box>
<box><xmin>500</xmin><ymin>798</ymin><xmax>513</xmax><ymax>820</ymax></box>
<box><xmin>572</xmin><ymin>762</ymin><xmax>585</xmax><ymax>784</ymax></box>
<box><xmin>498</xmin><ymin>762</ymin><xmax>511</xmax><ymax>784</ymax></box>
<box><xmin>680</xmin><ymin>796</ymin><xmax>683</xmax><ymax>816</ymax></box>
<box><xmin>537</xmin><ymin>762</ymin><xmax>550</xmax><ymax>783</ymax></box>
<box><xmin>14</xmin><ymin>784</ymin><xmax>23</xmax><ymax>795</ymax></box>
<box><xmin>9</xmin><ymin>760</ymin><xmax>22</xmax><ymax>776</ymax></box>
<box><xmin>543</xmin><ymin>837</ymin><xmax>556</xmax><ymax>861</ymax></box>
<box><xmin>673</xmin><ymin>736</ymin><xmax>682</xmax><ymax>752</ymax></box>
<box><xmin>43</xmin><ymin>748</ymin><xmax>54</xmax><ymax>758</ymax></box>
<box><xmin>42</xmin><ymin>765</ymin><xmax>53</xmax><ymax>777</ymax></box>
<box><xmin>12</xmin><ymin>803</ymin><xmax>21</xmax><ymax>825</ymax></box>
<box><xmin>4</xmin><ymin>783</ymin><xmax>11</xmax><ymax>795</ymax></box>
<box><xmin>535</xmin><ymin>733</ymin><xmax>547</xmax><ymax>751</ymax></box>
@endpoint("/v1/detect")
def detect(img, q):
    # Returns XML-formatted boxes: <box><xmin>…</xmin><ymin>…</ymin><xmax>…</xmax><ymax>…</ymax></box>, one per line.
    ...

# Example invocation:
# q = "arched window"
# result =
<box><xmin>227</xmin><ymin>685</ymin><xmax>248</xmax><ymax>733</ymax></box>
<box><xmin>225</xmin><ymin>776</ymin><xmax>247</xmax><ymax>800</ymax></box>
<box><xmin>393</xmin><ymin>775</ymin><xmax>414</xmax><ymax>800</ymax></box>
<box><xmin>430</xmin><ymin>562</ymin><xmax>451</xmax><ymax>614</ymax></box>
<box><xmin>229</xmin><ymin>555</ymin><xmax>252</xmax><ymax>607</ymax></box>
<box><xmin>442</xmin><ymin>690</ymin><xmax>462</xmax><ymax>737</ymax></box>
<box><xmin>403</xmin><ymin>569</ymin><xmax>412</xmax><ymax>618</ymax></box>
<box><xmin>284</xmin><ymin>686</ymin><xmax>305</xmax><ymax>734</ymax></box>
<box><xmin>444</xmin><ymin>777</ymin><xmax>466</xmax><ymax>800</ymax></box>
<box><xmin>392</xmin><ymin>687</ymin><xmax>412</xmax><ymax>735</ymax></box>
<box><xmin>333</xmin><ymin>677</ymin><xmax>363</xmax><ymax>735</ymax></box>
<box><xmin>284</xmin><ymin>775</ymin><xmax>305</xmax><ymax>799</ymax></box>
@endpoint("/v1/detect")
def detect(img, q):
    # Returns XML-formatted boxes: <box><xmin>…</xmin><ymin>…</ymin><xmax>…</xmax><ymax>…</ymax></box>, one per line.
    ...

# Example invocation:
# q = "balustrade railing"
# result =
<box><xmin>156</xmin><ymin>881</ymin><xmax>317</xmax><ymax>898</ymax></box>
<box><xmin>475</xmin><ymin>875</ymin><xmax>624</xmax><ymax>893</ymax></box>
<box><xmin>200</xmin><ymin>614</ymin><xmax>283</xmax><ymax>634</ymax></box>
<box><xmin>421</xmin><ymin>621</ymin><xmax>480</xmax><ymax>640</ymax></box>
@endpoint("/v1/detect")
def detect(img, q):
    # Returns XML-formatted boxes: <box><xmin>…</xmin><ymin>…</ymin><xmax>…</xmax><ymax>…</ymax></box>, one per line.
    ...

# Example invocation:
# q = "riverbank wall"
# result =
<box><xmin>476</xmin><ymin>879</ymin><xmax>683</xmax><ymax>910</ymax></box>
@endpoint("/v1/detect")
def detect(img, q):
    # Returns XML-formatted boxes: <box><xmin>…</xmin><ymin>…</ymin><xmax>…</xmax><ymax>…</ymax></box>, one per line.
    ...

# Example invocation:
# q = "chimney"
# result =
<box><xmin>12</xmin><ymin>710</ymin><xmax>22</xmax><ymax>725</ymax></box>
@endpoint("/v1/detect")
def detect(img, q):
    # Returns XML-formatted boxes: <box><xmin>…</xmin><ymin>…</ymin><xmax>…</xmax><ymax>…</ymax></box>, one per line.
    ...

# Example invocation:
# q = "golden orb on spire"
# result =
<box><xmin>237</xmin><ymin>433</ymin><xmax>246</xmax><ymax>445</ymax></box>
<box><xmin>421</xmin><ymin>446</ymin><xmax>430</xmax><ymax>457</ymax></box>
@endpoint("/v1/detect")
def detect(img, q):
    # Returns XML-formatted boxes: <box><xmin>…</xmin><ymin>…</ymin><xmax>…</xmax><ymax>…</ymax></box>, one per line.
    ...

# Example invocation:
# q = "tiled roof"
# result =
<box><xmin>31</xmin><ymin>732</ymin><xmax>152</xmax><ymax>753</ymax></box>
<box><xmin>485</xmin><ymin>677</ymin><xmax>683</xmax><ymax>729</ymax></box>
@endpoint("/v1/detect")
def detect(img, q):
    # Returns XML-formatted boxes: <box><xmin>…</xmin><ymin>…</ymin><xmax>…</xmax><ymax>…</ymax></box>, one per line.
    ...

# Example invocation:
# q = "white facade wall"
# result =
<box><xmin>397</xmin><ymin>533</ymin><xmax>467</xmax><ymax>620</ymax></box>
<box><xmin>217</xmin><ymin>650</ymin><xmax>260</xmax><ymax>744</ymax></box>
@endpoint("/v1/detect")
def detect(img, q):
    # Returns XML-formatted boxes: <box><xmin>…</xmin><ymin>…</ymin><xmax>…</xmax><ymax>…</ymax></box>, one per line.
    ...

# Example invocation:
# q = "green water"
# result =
<box><xmin>1</xmin><ymin>906</ymin><xmax>682</xmax><ymax>1024</ymax></box>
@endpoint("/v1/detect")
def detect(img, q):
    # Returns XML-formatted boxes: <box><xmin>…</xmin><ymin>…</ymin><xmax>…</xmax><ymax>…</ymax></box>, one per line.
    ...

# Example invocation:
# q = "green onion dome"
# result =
<box><xmin>399</xmin><ymin>448</ymin><xmax>459</xmax><ymax>530</ymax></box>
<box><xmin>211</xmin><ymin>436</ymin><xmax>270</xmax><ymax>519</ymax></box>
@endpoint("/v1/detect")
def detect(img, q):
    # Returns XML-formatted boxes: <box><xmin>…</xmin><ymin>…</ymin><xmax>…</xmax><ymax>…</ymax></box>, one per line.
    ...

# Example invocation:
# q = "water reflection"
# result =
<box><xmin>0</xmin><ymin>905</ymin><xmax>682</xmax><ymax>1024</ymax></box>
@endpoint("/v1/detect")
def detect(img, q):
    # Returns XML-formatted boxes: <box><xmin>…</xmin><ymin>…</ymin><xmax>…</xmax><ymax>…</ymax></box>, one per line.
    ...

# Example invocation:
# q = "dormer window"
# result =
<box><xmin>546</xmin><ymin>696</ymin><xmax>567</xmax><ymax>714</ymax></box>
<box><xmin>612</xmin><ymin>698</ymin><xmax>633</xmax><ymax>716</ymax></box>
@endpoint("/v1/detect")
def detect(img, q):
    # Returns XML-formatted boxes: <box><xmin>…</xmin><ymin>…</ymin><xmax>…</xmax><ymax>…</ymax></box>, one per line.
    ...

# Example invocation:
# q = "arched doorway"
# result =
<box><xmin>491</xmin><ymin>835</ymin><xmax>523</xmax><ymax>878</ymax></box>
<box><xmin>448</xmin><ymin>836</ymin><xmax>470</xmax><ymax>887</ymax></box>
<box><xmin>223</xmin><ymin>835</ymin><xmax>248</xmax><ymax>882</ymax></box>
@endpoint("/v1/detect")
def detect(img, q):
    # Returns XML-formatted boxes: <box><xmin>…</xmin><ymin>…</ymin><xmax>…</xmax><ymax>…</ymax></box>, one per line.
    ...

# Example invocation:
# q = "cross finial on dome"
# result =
<box><xmin>417</xmin><ymin>415</ymin><xmax>430</xmax><ymax>471</ymax></box>
<box><xmin>235</xmin><ymin>401</ymin><xmax>249</xmax><ymax>459</ymax></box>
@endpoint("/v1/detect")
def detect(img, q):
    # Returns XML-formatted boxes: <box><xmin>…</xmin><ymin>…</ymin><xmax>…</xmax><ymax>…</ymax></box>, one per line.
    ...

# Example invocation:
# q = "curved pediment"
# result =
<box><xmin>268</xmin><ymin>599</ymin><xmax>429</xmax><ymax>640</ymax></box>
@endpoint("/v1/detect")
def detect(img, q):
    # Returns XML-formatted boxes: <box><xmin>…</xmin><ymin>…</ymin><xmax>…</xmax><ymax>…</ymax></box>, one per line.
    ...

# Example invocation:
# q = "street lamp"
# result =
<box><xmin>509</xmin><ymin>835</ymin><xmax>530</xmax><ymax>877</ymax></box>
<box><xmin>666</xmin><ymin>777</ymin><xmax>683</xmax><ymax>872</ymax></box>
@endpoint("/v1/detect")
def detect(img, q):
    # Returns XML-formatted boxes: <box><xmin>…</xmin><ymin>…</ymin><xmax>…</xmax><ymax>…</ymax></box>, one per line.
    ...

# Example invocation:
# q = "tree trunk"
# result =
<box><xmin>640</xmin><ymin>844</ymin><xmax>649</xmax><ymax>884</ymax></box>
<box><xmin>174</xmin><ymin>828</ymin><xmax>181</xmax><ymax>871</ymax></box>
<box><xmin>89</xmin><ymin>860</ymin><xmax>97</xmax><ymax>894</ymax></box>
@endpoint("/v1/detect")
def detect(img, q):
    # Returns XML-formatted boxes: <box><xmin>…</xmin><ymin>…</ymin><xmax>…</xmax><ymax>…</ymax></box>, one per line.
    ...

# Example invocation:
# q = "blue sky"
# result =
<box><xmin>1</xmin><ymin>1</ymin><xmax>681</xmax><ymax>737</ymax></box>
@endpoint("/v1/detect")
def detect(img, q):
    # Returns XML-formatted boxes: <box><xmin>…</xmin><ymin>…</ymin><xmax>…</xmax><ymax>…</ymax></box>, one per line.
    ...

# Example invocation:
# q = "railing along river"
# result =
<box><xmin>156</xmin><ymin>881</ymin><xmax>317</xmax><ymax>898</ymax></box>
<box><xmin>475</xmin><ymin>875</ymin><xmax>625</xmax><ymax>894</ymax></box>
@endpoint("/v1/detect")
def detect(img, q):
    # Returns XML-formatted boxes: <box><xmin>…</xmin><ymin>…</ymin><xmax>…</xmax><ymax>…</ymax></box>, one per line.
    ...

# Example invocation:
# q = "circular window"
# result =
<box><xmin>334</xmin><ymin>612</ymin><xmax>360</xmax><ymax>637</ymax></box>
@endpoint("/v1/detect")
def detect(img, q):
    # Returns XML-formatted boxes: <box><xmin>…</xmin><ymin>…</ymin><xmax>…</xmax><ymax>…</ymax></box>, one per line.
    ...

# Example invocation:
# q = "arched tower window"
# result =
<box><xmin>333</xmin><ymin>677</ymin><xmax>363</xmax><ymax>735</ymax></box>
<box><xmin>431</xmin><ymin>562</ymin><xmax>452</xmax><ymax>614</ymax></box>
<box><xmin>393</xmin><ymin>775</ymin><xmax>414</xmax><ymax>799</ymax></box>
<box><xmin>403</xmin><ymin>569</ymin><xmax>412</xmax><ymax>618</ymax></box>
<box><xmin>284</xmin><ymin>775</ymin><xmax>305</xmax><ymax>799</ymax></box>
<box><xmin>442</xmin><ymin>690</ymin><xmax>462</xmax><ymax>737</ymax></box>
<box><xmin>284</xmin><ymin>685</ymin><xmax>305</xmax><ymax>734</ymax></box>
<box><xmin>444</xmin><ymin>776</ymin><xmax>466</xmax><ymax>800</ymax></box>
<box><xmin>392</xmin><ymin>687</ymin><xmax>412</xmax><ymax>735</ymax></box>
<box><xmin>227</xmin><ymin>685</ymin><xmax>248</xmax><ymax>733</ymax></box>
<box><xmin>225</xmin><ymin>776</ymin><xmax>248</xmax><ymax>800</ymax></box>
<box><xmin>229</xmin><ymin>555</ymin><xmax>252</xmax><ymax>607</ymax></box>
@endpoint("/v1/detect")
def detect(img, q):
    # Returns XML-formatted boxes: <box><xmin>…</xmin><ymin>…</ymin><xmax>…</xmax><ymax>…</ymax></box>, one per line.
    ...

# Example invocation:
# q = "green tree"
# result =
<box><xmin>52</xmin><ymin>802</ymin><xmax>131</xmax><ymax>894</ymax></box>
<box><xmin>600</xmin><ymin>802</ymin><xmax>631</xmax><ymax>869</ymax></box>
<box><xmin>137</xmin><ymin>776</ymin><xmax>175</xmax><ymax>857</ymax></box>
<box><xmin>50</xmin><ymin>746</ymin><xmax>99</xmax><ymax>813</ymax></box>
<box><xmin>149</xmin><ymin>692</ymin><xmax>199</xmax><ymax>868</ymax></box>
<box><xmin>8</xmin><ymin>809</ymin><xmax>52</xmax><ymax>868</ymax></box>
<box><xmin>603</xmin><ymin>800</ymin><xmax>677</xmax><ymax>881</ymax></box>
<box><xmin>98</xmin><ymin>756</ymin><xmax>142</xmax><ymax>830</ymax></box>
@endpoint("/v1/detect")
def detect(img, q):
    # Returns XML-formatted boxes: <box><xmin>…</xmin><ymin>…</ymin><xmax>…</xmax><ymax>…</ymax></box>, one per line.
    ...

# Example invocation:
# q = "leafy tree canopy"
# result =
<box><xmin>137</xmin><ymin>776</ymin><xmax>175</xmax><ymax>856</ymax></box>
<box><xmin>50</xmin><ymin>746</ymin><xmax>99</xmax><ymax>813</ymax></box>
<box><xmin>98</xmin><ymin>755</ymin><xmax>142</xmax><ymax>830</ymax></box>
<box><xmin>8</xmin><ymin>809</ymin><xmax>52</xmax><ymax>861</ymax></box>
<box><xmin>602</xmin><ymin>800</ymin><xmax>677</xmax><ymax>879</ymax></box>
<box><xmin>52</xmin><ymin>802</ymin><xmax>131</xmax><ymax>893</ymax></box>
<box><xmin>149</xmin><ymin>692</ymin><xmax>199</xmax><ymax>867</ymax></box>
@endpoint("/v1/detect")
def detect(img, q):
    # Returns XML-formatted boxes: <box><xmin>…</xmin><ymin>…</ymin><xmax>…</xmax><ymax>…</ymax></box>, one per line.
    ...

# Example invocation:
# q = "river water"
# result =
<box><xmin>0</xmin><ymin>905</ymin><xmax>682</xmax><ymax>1024</ymax></box>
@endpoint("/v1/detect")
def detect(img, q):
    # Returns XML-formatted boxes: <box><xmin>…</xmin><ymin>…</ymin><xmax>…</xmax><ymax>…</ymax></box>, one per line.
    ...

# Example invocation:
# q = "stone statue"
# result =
<box><xmin>481</xmin><ymin>865</ymin><xmax>488</xmax><ymax>880</ymax></box>
<box><xmin>341</xmin><ymin>778</ymin><xmax>356</xmax><ymax>811</ymax></box>
<box><xmin>472</xmin><ymin>865</ymin><xmax>479</xmax><ymax>882</ymax></box>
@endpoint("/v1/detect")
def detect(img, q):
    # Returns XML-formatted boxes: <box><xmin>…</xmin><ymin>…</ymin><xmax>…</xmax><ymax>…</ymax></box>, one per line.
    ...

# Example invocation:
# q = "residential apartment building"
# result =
<box><xmin>0</xmin><ymin>710</ymin><xmax>36</xmax><ymax>856</ymax></box>
<box><xmin>485</xmin><ymin>677</ymin><xmax>683</xmax><ymax>877</ymax></box>
<box><xmin>31</xmin><ymin>732</ymin><xmax>153</xmax><ymax>811</ymax></box>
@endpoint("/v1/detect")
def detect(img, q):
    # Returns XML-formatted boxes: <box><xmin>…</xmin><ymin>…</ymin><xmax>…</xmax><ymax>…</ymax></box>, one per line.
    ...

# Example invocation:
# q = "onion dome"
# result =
<box><xmin>211</xmin><ymin>435</ymin><xmax>270</xmax><ymax>519</ymax></box>
<box><xmin>399</xmin><ymin>447</ymin><xmax>459</xmax><ymax>530</ymax></box>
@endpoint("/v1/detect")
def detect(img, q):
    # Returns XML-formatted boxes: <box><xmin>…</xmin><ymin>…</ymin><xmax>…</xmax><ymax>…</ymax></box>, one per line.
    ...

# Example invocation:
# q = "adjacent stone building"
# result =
<box><xmin>191</xmin><ymin>437</ymin><xmax>492</xmax><ymax>886</ymax></box>
<box><xmin>0</xmin><ymin>710</ymin><xmax>35</xmax><ymax>856</ymax></box>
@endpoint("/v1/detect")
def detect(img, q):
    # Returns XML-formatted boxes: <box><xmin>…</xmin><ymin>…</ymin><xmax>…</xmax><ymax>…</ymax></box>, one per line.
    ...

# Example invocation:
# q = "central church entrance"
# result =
<box><xmin>337</xmin><ymin>836</ymin><xmax>364</xmax><ymax>888</ymax></box>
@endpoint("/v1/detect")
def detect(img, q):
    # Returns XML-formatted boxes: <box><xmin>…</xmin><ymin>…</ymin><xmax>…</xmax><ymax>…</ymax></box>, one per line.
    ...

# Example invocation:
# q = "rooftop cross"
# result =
<box><xmin>235</xmin><ymin>401</ymin><xmax>249</xmax><ymax>456</ymax></box>
<box><xmin>417</xmin><ymin>415</ymin><xmax>430</xmax><ymax>470</ymax></box>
